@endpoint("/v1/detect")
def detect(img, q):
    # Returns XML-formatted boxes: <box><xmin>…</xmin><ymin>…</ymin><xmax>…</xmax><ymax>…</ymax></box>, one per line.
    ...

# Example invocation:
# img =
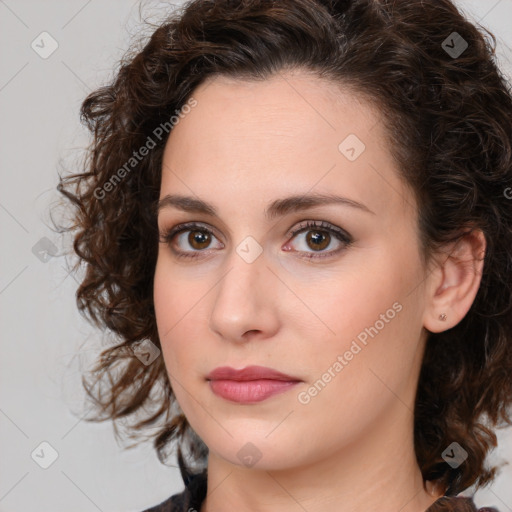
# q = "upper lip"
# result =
<box><xmin>206</xmin><ymin>365</ymin><xmax>301</xmax><ymax>382</ymax></box>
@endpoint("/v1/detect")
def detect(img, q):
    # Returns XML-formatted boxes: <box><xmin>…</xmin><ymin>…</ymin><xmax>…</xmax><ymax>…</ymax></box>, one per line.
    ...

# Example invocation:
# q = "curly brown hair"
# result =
<box><xmin>56</xmin><ymin>0</ymin><xmax>512</xmax><ymax>497</ymax></box>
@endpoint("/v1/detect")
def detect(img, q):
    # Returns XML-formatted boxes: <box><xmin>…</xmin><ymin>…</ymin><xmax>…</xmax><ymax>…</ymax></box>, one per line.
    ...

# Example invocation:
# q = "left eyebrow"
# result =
<box><xmin>156</xmin><ymin>192</ymin><xmax>375</xmax><ymax>220</ymax></box>
<box><xmin>265</xmin><ymin>192</ymin><xmax>375</xmax><ymax>220</ymax></box>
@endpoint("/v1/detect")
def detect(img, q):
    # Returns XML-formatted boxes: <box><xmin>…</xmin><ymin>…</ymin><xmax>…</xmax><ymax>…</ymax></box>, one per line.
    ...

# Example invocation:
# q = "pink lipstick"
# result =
<box><xmin>206</xmin><ymin>365</ymin><xmax>301</xmax><ymax>404</ymax></box>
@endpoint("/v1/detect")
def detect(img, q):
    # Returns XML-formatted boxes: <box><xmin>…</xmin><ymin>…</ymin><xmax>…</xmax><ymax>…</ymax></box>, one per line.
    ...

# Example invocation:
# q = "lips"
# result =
<box><xmin>206</xmin><ymin>365</ymin><xmax>302</xmax><ymax>404</ymax></box>
<box><xmin>206</xmin><ymin>365</ymin><xmax>300</xmax><ymax>382</ymax></box>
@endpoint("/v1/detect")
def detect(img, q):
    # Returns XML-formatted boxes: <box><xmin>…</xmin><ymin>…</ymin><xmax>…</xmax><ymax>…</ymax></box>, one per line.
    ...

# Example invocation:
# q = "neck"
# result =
<box><xmin>201</xmin><ymin>395</ymin><xmax>443</xmax><ymax>512</ymax></box>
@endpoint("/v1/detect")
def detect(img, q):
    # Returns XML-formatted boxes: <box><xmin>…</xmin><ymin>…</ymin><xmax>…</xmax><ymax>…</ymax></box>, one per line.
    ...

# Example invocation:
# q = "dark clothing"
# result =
<box><xmin>142</xmin><ymin>471</ymin><xmax>207</xmax><ymax>512</ymax></box>
<box><xmin>141</xmin><ymin>471</ymin><xmax>499</xmax><ymax>512</ymax></box>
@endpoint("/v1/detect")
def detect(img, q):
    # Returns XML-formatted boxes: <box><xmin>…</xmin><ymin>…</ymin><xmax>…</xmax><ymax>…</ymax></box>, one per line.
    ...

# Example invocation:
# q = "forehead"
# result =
<box><xmin>160</xmin><ymin>71</ymin><xmax>414</xmax><ymax>222</ymax></box>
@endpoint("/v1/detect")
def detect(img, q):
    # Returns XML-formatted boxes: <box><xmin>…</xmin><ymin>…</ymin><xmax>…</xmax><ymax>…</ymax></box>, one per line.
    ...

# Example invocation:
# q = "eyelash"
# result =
<box><xmin>159</xmin><ymin>220</ymin><xmax>353</xmax><ymax>261</ymax></box>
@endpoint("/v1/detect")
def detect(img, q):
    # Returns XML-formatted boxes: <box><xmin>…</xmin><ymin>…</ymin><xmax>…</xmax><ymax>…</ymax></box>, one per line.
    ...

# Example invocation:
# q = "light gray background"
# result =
<box><xmin>1</xmin><ymin>1</ymin><xmax>511</xmax><ymax>511</ymax></box>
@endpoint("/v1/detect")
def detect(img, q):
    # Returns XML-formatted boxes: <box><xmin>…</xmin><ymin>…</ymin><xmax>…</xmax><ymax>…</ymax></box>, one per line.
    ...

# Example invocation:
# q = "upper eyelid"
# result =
<box><xmin>290</xmin><ymin>220</ymin><xmax>351</xmax><ymax>238</ymax></box>
<box><xmin>164</xmin><ymin>221</ymin><xmax>220</xmax><ymax>239</ymax></box>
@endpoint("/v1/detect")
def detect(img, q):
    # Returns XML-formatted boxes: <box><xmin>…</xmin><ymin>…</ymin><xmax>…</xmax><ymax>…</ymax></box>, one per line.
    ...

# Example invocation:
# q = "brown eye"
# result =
<box><xmin>284</xmin><ymin>220</ymin><xmax>353</xmax><ymax>260</ymax></box>
<box><xmin>160</xmin><ymin>222</ymin><xmax>223</xmax><ymax>260</ymax></box>
<box><xmin>305</xmin><ymin>230</ymin><xmax>331</xmax><ymax>251</ymax></box>
<box><xmin>188</xmin><ymin>230</ymin><xmax>211</xmax><ymax>250</ymax></box>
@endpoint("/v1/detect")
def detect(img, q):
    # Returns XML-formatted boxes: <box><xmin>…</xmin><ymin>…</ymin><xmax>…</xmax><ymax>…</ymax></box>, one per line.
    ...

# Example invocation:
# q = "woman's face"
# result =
<box><xmin>154</xmin><ymin>70</ymin><xmax>432</xmax><ymax>472</ymax></box>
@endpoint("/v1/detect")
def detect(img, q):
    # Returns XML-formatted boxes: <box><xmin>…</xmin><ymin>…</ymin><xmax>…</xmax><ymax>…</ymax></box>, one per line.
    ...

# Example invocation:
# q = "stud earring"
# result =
<box><xmin>439</xmin><ymin>313</ymin><xmax>447</xmax><ymax>321</ymax></box>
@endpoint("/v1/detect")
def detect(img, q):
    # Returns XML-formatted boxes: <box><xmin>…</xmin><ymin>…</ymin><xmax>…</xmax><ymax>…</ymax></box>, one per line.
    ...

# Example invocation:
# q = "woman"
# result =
<box><xmin>56</xmin><ymin>0</ymin><xmax>512</xmax><ymax>511</ymax></box>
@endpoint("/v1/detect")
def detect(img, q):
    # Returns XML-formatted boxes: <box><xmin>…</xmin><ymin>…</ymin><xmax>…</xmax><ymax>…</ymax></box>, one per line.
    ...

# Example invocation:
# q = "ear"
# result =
<box><xmin>423</xmin><ymin>228</ymin><xmax>486</xmax><ymax>333</ymax></box>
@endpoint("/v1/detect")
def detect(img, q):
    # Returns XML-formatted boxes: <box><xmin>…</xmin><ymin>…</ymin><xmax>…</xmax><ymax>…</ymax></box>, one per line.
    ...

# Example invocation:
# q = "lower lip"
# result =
<box><xmin>208</xmin><ymin>379</ymin><xmax>300</xmax><ymax>404</ymax></box>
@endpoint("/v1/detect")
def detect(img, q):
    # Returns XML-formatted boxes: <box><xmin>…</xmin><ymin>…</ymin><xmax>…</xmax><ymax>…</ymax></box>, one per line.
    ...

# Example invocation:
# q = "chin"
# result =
<box><xmin>207</xmin><ymin>433</ymin><xmax>312</xmax><ymax>472</ymax></box>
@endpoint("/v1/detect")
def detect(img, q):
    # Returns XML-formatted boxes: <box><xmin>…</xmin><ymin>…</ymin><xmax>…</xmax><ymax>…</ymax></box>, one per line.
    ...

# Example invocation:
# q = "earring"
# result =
<box><xmin>439</xmin><ymin>313</ymin><xmax>447</xmax><ymax>321</ymax></box>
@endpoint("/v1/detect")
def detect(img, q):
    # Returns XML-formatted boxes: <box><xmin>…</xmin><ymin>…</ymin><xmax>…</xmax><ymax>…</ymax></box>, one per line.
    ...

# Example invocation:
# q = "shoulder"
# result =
<box><xmin>427</xmin><ymin>496</ymin><xmax>500</xmax><ymax>512</ymax></box>
<box><xmin>143</xmin><ymin>491</ymin><xmax>187</xmax><ymax>512</ymax></box>
<box><xmin>139</xmin><ymin>471</ymin><xmax>207</xmax><ymax>512</ymax></box>
<box><xmin>140</xmin><ymin>490</ymin><xmax>186</xmax><ymax>512</ymax></box>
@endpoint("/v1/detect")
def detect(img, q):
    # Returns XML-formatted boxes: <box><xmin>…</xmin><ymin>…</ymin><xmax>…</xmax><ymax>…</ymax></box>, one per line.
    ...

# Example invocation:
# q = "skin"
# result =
<box><xmin>153</xmin><ymin>69</ymin><xmax>486</xmax><ymax>512</ymax></box>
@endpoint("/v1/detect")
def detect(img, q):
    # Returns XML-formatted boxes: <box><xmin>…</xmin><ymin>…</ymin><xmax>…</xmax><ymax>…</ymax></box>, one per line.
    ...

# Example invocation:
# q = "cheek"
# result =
<box><xmin>292</xmin><ymin>249</ymin><xmax>422</xmax><ymax>393</ymax></box>
<box><xmin>294</xmin><ymin>292</ymin><xmax>418</xmax><ymax>440</ymax></box>
<box><xmin>291</xmin><ymin>256</ymin><xmax>404</xmax><ymax>345</ymax></box>
<box><xmin>153</xmin><ymin>261</ymin><xmax>190</xmax><ymax>373</ymax></box>
<box><xmin>153</xmin><ymin>257</ymin><xmax>200</xmax><ymax>334</ymax></box>
<box><xmin>153</xmin><ymin>263</ymin><xmax>176</xmax><ymax>340</ymax></box>
<box><xmin>153</xmin><ymin>260</ymin><xmax>212</xmax><ymax>378</ymax></box>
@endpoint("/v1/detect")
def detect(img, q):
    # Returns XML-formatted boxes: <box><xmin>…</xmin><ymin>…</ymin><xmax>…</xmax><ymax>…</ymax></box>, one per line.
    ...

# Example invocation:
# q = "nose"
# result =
<box><xmin>208</xmin><ymin>246</ymin><xmax>280</xmax><ymax>344</ymax></box>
